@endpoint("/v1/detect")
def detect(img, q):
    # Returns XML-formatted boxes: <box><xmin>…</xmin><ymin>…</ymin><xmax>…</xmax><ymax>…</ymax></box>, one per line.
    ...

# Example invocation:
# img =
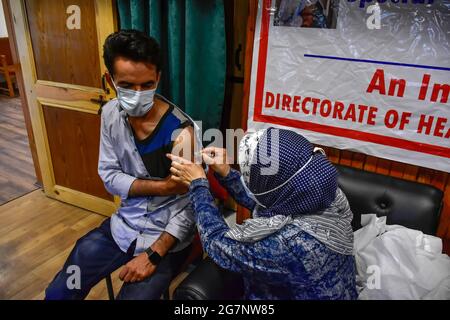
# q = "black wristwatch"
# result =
<box><xmin>145</xmin><ymin>248</ymin><xmax>162</xmax><ymax>265</ymax></box>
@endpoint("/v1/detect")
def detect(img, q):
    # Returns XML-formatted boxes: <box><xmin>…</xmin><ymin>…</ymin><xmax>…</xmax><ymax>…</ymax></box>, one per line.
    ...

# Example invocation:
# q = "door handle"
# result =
<box><xmin>91</xmin><ymin>95</ymin><xmax>107</xmax><ymax>115</ymax></box>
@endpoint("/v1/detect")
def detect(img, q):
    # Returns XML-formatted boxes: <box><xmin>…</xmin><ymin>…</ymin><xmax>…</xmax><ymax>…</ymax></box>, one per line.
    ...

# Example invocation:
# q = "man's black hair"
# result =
<box><xmin>103</xmin><ymin>29</ymin><xmax>162</xmax><ymax>76</ymax></box>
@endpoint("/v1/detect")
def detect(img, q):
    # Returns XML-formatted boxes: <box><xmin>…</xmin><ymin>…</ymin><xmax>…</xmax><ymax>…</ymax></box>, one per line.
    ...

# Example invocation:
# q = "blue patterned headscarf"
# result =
<box><xmin>238</xmin><ymin>127</ymin><xmax>338</xmax><ymax>218</ymax></box>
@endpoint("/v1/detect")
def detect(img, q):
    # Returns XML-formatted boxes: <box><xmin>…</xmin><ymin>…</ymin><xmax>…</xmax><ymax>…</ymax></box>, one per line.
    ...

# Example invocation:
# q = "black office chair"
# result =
<box><xmin>105</xmin><ymin>274</ymin><xmax>115</xmax><ymax>300</ymax></box>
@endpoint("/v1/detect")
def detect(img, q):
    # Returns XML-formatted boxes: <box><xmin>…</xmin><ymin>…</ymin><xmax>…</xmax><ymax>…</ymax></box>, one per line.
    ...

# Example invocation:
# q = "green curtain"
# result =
<box><xmin>117</xmin><ymin>0</ymin><xmax>226</xmax><ymax>131</ymax></box>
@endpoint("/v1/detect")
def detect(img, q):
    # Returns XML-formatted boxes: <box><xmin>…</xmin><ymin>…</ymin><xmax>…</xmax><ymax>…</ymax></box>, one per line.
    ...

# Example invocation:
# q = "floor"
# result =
<box><xmin>0</xmin><ymin>190</ymin><xmax>190</xmax><ymax>300</ymax></box>
<box><xmin>0</xmin><ymin>95</ymin><xmax>38</xmax><ymax>205</ymax></box>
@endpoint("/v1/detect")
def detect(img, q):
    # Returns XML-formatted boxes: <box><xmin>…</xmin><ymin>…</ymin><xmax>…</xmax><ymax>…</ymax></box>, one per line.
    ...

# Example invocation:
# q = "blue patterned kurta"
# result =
<box><xmin>189</xmin><ymin>169</ymin><xmax>357</xmax><ymax>300</ymax></box>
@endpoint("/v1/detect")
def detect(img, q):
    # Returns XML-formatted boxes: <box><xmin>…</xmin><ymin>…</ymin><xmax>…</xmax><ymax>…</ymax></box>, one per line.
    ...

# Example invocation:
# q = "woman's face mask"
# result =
<box><xmin>112</xmin><ymin>80</ymin><xmax>156</xmax><ymax>117</ymax></box>
<box><xmin>240</xmin><ymin>175</ymin><xmax>268</xmax><ymax>209</ymax></box>
<box><xmin>240</xmin><ymin>147</ymin><xmax>326</xmax><ymax>209</ymax></box>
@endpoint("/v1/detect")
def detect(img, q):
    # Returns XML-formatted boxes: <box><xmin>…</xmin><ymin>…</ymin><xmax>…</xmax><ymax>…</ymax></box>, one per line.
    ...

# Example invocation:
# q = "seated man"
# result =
<box><xmin>45</xmin><ymin>30</ymin><xmax>199</xmax><ymax>300</ymax></box>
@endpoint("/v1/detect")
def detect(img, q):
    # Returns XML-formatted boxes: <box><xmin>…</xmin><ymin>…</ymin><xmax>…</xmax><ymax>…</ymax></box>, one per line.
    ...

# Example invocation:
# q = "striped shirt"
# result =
<box><xmin>291</xmin><ymin>188</ymin><xmax>354</xmax><ymax>255</ymax></box>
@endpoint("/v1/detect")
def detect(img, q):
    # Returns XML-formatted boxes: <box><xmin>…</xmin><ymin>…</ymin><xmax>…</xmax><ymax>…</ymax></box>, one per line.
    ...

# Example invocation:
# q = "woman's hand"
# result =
<box><xmin>301</xmin><ymin>6</ymin><xmax>314</xmax><ymax>27</ymax></box>
<box><xmin>201</xmin><ymin>147</ymin><xmax>231</xmax><ymax>177</ymax></box>
<box><xmin>167</xmin><ymin>154</ymin><xmax>206</xmax><ymax>185</ymax></box>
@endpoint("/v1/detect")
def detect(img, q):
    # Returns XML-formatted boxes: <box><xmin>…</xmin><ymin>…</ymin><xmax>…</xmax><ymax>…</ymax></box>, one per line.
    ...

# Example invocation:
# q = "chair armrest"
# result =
<box><xmin>173</xmin><ymin>257</ymin><xmax>244</xmax><ymax>300</ymax></box>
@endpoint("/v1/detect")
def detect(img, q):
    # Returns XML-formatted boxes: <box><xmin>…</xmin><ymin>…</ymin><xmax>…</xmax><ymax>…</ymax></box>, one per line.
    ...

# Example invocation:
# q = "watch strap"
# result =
<box><xmin>145</xmin><ymin>248</ymin><xmax>162</xmax><ymax>265</ymax></box>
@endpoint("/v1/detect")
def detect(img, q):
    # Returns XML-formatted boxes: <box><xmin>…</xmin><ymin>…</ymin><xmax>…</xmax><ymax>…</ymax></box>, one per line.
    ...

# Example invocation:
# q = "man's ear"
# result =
<box><xmin>104</xmin><ymin>72</ymin><xmax>115</xmax><ymax>92</ymax></box>
<box><xmin>157</xmin><ymin>71</ymin><xmax>162</xmax><ymax>84</ymax></box>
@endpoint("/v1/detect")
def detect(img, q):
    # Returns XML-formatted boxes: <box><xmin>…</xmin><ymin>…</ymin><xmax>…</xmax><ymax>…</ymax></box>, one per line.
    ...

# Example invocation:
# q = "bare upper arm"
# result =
<box><xmin>171</xmin><ymin>125</ymin><xmax>195</xmax><ymax>162</ymax></box>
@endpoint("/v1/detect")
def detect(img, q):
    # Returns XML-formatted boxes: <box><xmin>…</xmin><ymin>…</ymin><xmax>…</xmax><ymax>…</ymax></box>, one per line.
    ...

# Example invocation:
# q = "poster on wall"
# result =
<box><xmin>247</xmin><ymin>0</ymin><xmax>450</xmax><ymax>172</ymax></box>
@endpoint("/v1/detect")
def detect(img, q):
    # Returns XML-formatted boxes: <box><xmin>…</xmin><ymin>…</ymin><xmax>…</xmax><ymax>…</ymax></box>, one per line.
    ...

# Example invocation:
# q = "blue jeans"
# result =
<box><xmin>45</xmin><ymin>218</ymin><xmax>191</xmax><ymax>300</ymax></box>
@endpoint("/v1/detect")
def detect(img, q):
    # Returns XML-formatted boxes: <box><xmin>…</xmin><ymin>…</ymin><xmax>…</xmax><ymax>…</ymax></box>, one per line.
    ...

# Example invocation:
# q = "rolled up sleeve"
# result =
<box><xmin>164</xmin><ymin>200</ymin><xmax>196</xmax><ymax>243</ymax></box>
<box><xmin>98</xmin><ymin>113</ymin><xmax>137</xmax><ymax>200</ymax></box>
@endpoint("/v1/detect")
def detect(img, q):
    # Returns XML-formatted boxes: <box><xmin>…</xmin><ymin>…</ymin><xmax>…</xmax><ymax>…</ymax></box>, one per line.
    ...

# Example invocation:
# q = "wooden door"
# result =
<box><xmin>9</xmin><ymin>0</ymin><xmax>118</xmax><ymax>215</ymax></box>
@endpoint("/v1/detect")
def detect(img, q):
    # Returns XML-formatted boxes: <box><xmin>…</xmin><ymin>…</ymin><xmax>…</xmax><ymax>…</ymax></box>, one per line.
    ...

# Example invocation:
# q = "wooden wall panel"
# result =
<box><xmin>237</xmin><ymin>0</ymin><xmax>258</xmax><ymax>225</ymax></box>
<box><xmin>0</xmin><ymin>37</ymin><xmax>13</xmax><ymax>64</ymax></box>
<box><xmin>42</xmin><ymin>106</ymin><xmax>112</xmax><ymax>201</ymax></box>
<box><xmin>241</xmin><ymin>0</ymin><xmax>258</xmax><ymax>132</ymax></box>
<box><xmin>25</xmin><ymin>0</ymin><xmax>101</xmax><ymax>88</ymax></box>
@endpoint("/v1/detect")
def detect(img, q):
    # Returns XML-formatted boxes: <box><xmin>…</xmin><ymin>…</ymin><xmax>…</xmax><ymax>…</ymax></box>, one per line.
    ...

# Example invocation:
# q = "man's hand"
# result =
<box><xmin>119</xmin><ymin>253</ymin><xmax>156</xmax><ymax>283</ymax></box>
<box><xmin>167</xmin><ymin>154</ymin><xmax>207</xmax><ymax>185</ymax></box>
<box><xmin>164</xmin><ymin>174</ymin><xmax>189</xmax><ymax>195</ymax></box>
<box><xmin>301</xmin><ymin>6</ymin><xmax>314</xmax><ymax>27</ymax></box>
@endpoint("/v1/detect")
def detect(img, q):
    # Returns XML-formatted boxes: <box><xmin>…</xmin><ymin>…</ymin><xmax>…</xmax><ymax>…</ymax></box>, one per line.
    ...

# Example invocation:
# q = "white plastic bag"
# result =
<box><xmin>354</xmin><ymin>214</ymin><xmax>450</xmax><ymax>300</ymax></box>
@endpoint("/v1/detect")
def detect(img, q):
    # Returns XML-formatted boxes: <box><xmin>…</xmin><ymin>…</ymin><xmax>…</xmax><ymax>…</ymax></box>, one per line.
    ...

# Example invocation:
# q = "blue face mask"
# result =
<box><xmin>113</xmin><ymin>81</ymin><xmax>156</xmax><ymax>117</ymax></box>
<box><xmin>240</xmin><ymin>147</ymin><xmax>326</xmax><ymax>209</ymax></box>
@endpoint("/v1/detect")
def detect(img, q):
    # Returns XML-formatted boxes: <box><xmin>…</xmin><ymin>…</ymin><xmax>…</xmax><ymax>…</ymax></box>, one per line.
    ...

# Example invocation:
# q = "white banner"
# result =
<box><xmin>247</xmin><ymin>0</ymin><xmax>450</xmax><ymax>172</ymax></box>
